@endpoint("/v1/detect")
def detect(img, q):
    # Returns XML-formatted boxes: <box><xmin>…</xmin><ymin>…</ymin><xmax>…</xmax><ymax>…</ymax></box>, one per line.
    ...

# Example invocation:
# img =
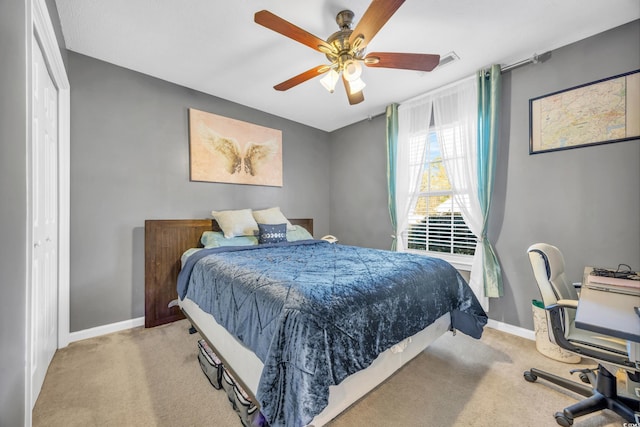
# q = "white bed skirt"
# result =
<box><xmin>179</xmin><ymin>297</ymin><xmax>451</xmax><ymax>426</ymax></box>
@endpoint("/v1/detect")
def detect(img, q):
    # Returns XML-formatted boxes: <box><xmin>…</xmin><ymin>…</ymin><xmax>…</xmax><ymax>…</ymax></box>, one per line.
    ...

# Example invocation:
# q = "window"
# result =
<box><xmin>404</xmin><ymin>130</ymin><xmax>476</xmax><ymax>257</ymax></box>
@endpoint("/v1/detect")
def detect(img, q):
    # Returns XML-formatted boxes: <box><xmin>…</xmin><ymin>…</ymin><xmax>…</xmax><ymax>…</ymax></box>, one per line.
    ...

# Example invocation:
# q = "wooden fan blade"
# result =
<box><xmin>342</xmin><ymin>75</ymin><xmax>364</xmax><ymax>105</ymax></box>
<box><xmin>365</xmin><ymin>52</ymin><xmax>440</xmax><ymax>71</ymax></box>
<box><xmin>255</xmin><ymin>10</ymin><xmax>333</xmax><ymax>53</ymax></box>
<box><xmin>274</xmin><ymin>65</ymin><xmax>328</xmax><ymax>91</ymax></box>
<box><xmin>349</xmin><ymin>0</ymin><xmax>405</xmax><ymax>50</ymax></box>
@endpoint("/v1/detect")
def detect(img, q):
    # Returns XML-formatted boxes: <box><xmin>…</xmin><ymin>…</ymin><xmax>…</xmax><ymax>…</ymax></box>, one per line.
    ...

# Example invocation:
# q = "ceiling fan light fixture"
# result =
<box><xmin>320</xmin><ymin>68</ymin><xmax>340</xmax><ymax>93</ymax></box>
<box><xmin>343</xmin><ymin>59</ymin><xmax>362</xmax><ymax>82</ymax></box>
<box><xmin>348</xmin><ymin>77</ymin><xmax>366</xmax><ymax>94</ymax></box>
<box><xmin>343</xmin><ymin>59</ymin><xmax>362</xmax><ymax>81</ymax></box>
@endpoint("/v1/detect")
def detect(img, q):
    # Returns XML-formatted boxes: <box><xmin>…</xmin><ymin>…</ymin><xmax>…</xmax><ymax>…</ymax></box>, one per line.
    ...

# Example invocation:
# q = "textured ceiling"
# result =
<box><xmin>55</xmin><ymin>0</ymin><xmax>639</xmax><ymax>131</ymax></box>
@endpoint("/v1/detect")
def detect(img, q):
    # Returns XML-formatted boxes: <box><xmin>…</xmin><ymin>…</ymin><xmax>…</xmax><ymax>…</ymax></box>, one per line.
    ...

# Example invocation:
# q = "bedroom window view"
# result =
<box><xmin>406</xmin><ymin>131</ymin><xmax>476</xmax><ymax>256</ymax></box>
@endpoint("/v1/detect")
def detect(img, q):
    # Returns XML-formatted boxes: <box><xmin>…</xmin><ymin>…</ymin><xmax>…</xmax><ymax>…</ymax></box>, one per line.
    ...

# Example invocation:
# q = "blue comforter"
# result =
<box><xmin>178</xmin><ymin>240</ymin><xmax>487</xmax><ymax>427</ymax></box>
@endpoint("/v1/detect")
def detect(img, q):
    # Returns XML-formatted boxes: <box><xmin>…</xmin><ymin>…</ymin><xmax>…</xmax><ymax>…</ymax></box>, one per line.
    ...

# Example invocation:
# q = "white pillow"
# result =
<box><xmin>252</xmin><ymin>207</ymin><xmax>294</xmax><ymax>230</ymax></box>
<box><xmin>211</xmin><ymin>209</ymin><xmax>259</xmax><ymax>238</ymax></box>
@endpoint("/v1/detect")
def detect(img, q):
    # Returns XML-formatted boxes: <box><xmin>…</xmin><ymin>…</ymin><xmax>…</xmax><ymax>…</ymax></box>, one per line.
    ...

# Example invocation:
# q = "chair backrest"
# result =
<box><xmin>527</xmin><ymin>243</ymin><xmax>578</xmax><ymax>326</ymax></box>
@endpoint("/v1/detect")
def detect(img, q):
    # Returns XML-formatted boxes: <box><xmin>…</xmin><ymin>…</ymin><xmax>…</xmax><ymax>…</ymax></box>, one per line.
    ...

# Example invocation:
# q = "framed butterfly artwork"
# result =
<box><xmin>188</xmin><ymin>108</ymin><xmax>283</xmax><ymax>187</ymax></box>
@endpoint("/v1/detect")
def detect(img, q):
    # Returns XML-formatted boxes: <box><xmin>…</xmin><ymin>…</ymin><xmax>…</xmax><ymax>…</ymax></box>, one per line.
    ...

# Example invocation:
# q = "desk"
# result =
<box><xmin>575</xmin><ymin>269</ymin><xmax>640</xmax><ymax>366</ymax></box>
<box><xmin>575</xmin><ymin>285</ymin><xmax>640</xmax><ymax>343</ymax></box>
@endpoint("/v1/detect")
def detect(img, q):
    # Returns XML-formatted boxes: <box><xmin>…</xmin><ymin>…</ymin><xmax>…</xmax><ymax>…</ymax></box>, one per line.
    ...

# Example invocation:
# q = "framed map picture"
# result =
<box><xmin>529</xmin><ymin>70</ymin><xmax>639</xmax><ymax>154</ymax></box>
<box><xmin>189</xmin><ymin>108</ymin><xmax>283</xmax><ymax>186</ymax></box>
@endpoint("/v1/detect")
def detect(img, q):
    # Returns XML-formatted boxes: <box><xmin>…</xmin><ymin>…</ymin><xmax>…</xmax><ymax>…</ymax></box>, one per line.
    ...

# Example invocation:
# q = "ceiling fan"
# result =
<box><xmin>254</xmin><ymin>0</ymin><xmax>440</xmax><ymax>105</ymax></box>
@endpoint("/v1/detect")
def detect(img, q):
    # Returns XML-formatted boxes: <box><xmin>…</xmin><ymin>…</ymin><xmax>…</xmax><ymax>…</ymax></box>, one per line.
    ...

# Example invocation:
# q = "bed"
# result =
<box><xmin>144</xmin><ymin>217</ymin><xmax>487</xmax><ymax>427</ymax></box>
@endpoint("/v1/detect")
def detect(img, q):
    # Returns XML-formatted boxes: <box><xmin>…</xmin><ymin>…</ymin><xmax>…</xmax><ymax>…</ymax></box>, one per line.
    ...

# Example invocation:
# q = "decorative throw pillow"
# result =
<box><xmin>252</xmin><ymin>207</ymin><xmax>294</xmax><ymax>230</ymax></box>
<box><xmin>211</xmin><ymin>209</ymin><xmax>259</xmax><ymax>238</ymax></box>
<box><xmin>258</xmin><ymin>223</ymin><xmax>288</xmax><ymax>244</ymax></box>
<box><xmin>286</xmin><ymin>225</ymin><xmax>314</xmax><ymax>241</ymax></box>
<box><xmin>200</xmin><ymin>231</ymin><xmax>258</xmax><ymax>248</ymax></box>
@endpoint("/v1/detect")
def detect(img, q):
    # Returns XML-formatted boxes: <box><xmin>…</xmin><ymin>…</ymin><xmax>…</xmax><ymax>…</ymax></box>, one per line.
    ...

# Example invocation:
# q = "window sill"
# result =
<box><xmin>405</xmin><ymin>250</ymin><xmax>474</xmax><ymax>271</ymax></box>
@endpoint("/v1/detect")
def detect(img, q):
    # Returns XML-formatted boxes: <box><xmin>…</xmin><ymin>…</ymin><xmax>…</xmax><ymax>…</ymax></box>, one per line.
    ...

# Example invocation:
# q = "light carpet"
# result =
<box><xmin>33</xmin><ymin>320</ymin><xmax>624</xmax><ymax>427</ymax></box>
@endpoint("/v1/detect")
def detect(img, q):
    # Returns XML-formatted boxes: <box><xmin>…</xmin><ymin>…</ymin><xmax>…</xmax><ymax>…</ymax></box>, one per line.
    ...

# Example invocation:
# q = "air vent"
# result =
<box><xmin>438</xmin><ymin>51</ymin><xmax>460</xmax><ymax>68</ymax></box>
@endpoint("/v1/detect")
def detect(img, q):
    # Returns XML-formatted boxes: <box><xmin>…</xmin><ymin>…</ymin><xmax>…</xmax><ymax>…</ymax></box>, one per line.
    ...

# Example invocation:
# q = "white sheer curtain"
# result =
<box><xmin>396</xmin><ymin>99</ymin><xmax>432</xmax><ymax>251</ymax></box>
<box><xmin>432</xmin><ymin>76</ymin><xmax>488</xmax><ymax>310</ymax></box>
<box><xmin>396</xmin><ymin>76</ymin><xmax>488</xmax><ymax>309</ymax></box>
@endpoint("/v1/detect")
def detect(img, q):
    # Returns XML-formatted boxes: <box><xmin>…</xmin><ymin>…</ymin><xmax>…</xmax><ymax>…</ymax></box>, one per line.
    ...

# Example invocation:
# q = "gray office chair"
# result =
<box><xmin>524</xmin><ymin>243</ymin><xmax>639</xmax><ymax>426</ymax></box>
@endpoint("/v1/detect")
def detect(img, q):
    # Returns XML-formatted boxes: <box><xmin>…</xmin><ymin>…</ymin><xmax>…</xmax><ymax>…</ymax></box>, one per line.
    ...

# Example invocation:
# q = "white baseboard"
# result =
<box><xmin>67</xmin><ymin>316</ymin><xmax>534</xmax><ymax>346</ymax></box>
<box><xmin>68</xmin><ymin>316</ymin><xmax>145</xmax><ymax>343</ymax></box>
<box><xmin>487</xmin><ymin>318</ymin><xmax>535</xmax><ymax>341</ymax></box>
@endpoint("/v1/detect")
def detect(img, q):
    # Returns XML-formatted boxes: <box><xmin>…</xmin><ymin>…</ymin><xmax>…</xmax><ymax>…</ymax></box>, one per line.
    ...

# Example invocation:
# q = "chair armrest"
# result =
<box><xmin>553</xmin><ymin>299</ymin><xmax>579</xmax><ymax>309</ymax></box>
<box><xmin>546</xmin><ymin>300</ymin><xmax>578</xmax><ymax>311</ymax></box>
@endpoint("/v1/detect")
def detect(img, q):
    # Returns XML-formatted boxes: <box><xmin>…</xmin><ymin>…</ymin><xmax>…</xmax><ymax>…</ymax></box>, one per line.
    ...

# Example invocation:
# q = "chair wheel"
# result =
<box><xmin>578</xmin><ymin>372</ymin><xmax>590</xmax><ymax>384</ymax></box>
<box><xmin>523</xmin><ymin>371</ymin><xmax>537</xmax><ymax>382</ymax></box>
<box><xmin>554</xmin><ymin>411</ymin><xmax>573</xmax><ymax>426</ymax></box>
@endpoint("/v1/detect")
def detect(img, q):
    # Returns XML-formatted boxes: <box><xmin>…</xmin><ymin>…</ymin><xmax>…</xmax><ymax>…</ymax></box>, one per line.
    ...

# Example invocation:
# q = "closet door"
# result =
<box><xmin>31</xmin><ymin>36</ymin><xmax>59</xmax><ymax>407</ymax></box>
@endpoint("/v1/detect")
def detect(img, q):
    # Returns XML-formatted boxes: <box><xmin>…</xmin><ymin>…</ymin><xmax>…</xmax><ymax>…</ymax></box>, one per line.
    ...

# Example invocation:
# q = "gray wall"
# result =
<box><xmin>0</xmin><ymin>1</ymin><xmax>29</xmax><ymax>425</ymax></box>
<box><xmin>329</xmin><ymin>115</ymin><xmax>392</xmax><ymax>249</ymax></box>
<box><xmin>331</xmin><ymin>20</ymin><xmax>640</xmax><ymax>330</ymax></box>
<box><xmin>489</xmin><ymin>20</ymin><xmax>640</xmax><ymax>329</ymax></box>
<box><xmin>68</xmin><ymin>52</ymin><xmax>331</xmax><ymax>331</ymax></box>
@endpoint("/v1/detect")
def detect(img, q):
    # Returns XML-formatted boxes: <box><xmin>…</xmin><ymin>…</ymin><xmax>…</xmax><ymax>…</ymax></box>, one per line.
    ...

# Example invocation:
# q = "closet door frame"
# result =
<box><xmin>26</xmin><ymin>0</ymin><xmax>70</xmax><ymax>422</ymax></box>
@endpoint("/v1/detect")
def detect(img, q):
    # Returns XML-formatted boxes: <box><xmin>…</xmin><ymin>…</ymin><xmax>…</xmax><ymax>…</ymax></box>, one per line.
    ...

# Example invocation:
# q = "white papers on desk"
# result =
<box><xmin>586</xmin><ymin>273</ymin><xmax>640</xmax><ymax>296</ymax></box>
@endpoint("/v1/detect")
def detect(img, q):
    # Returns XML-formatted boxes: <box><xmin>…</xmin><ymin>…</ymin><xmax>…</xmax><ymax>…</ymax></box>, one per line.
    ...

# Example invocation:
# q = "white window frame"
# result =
<box><xmin>402</xmin><ymin>129</ymin><xmax>476</xmax><ymax>271</ymax></box>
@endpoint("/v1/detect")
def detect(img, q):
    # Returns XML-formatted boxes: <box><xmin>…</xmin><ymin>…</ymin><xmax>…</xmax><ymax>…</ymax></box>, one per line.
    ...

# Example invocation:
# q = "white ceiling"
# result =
<box><xmin>55</xmin><ymin>0</ymin><xmax>639</xmax><ymax>132</ymax></box>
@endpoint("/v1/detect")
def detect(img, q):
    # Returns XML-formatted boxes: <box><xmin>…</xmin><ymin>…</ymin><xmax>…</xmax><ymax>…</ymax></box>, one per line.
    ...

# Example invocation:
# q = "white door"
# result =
<box><xmin>31</xmin><ymin>36</ymin><xmax>59</xmax><ymax>407</ymax></box>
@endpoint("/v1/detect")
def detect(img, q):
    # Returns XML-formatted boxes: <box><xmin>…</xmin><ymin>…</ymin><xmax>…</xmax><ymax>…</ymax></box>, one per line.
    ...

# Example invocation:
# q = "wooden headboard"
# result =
<box><xmin>144</xmin><ymin>218</ymin><xmax>313</xmax><ymax>328</ymax></box>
